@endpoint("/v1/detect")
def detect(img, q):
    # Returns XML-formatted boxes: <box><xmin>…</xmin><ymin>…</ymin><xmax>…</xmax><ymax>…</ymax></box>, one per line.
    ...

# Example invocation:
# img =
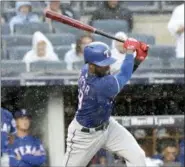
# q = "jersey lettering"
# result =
<box><xmin>78</xmin><ymin>76</ymin><xmax>90</xmax><ymax>110</ymax></box>
<box><xmin>1</xmin><ymin>123</ymin><xmax>11</xmax><ymax>133</ymax></box>
<box><xmin>14</xmin><ymin>146</ymin><xmax>37</xmax><ymax>156</ymax></box>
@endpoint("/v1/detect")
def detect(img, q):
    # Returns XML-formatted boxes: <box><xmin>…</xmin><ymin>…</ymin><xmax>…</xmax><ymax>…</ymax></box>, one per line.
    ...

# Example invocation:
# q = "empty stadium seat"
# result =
<box><xmin>92</xmin><ymin>34</ymin><xmax>112</xmax><ymax>46</ymax></box>
<box><xmin>7</xmin><ymin>46</ymin><xmax>31</xmax><ymax>60</ymax></box>
<box><xmin>2</xmin><ymin>33</ymin><xmax>76</xmax><ymax>47</ymax></box>
<box><xmin>2</xmin><ymin>35</ymin><xmax>32</xmax><ymax>47</ymax></box>
<box><xmin>29</xmin><ymin>61</ymin><xmax>67</xmax><ymax>73</ymax></box>
<box><xmin>2</xmin><ymin>10</ymin><xmax>16</xmax><ymax>22</ymax></box>
<box><xmin>148</xmin><ymin>45</ymin><xmax>176</xmax><ymax>59</ymax></box>
<box><xmin>52</xmin><ymin>21</ymin><xmax>83</xmax><ymax>34</ymax></box>
<box><xmin>93</xmin><ymin>33</ymin><xmax>156</xmax><ymax>46</ymax></box>
<box><xmin>129</xmin><ymin>33</ymin><xmax>156</xmax><ymax>45</ymax></box>
<box><xmin>92</xmin><ymin>19</ymin><xmax>129</xmax><ymax>34</ymax></box>
<box><xmin>1</xmin><ymin>60</ymin><xmax>26</xmax><ymax>76</ymax></box>
<box><xmin>170</xmin><ymin>58</ymin><xmax>184</xmax><ymax>69</ymax></box>
<box><xmin>46</xmin><ymin>34</ymin><xmax>76</xmax><ymax>46</ymax></box>
<box><xmin>138</xmin><ymin>57</ymin><xmax>164</xmax><ymax>69</ymax></box>
<box><xmin>54</xmin><ymin>46</ymin><xmax>71</xmax><ymax>60</ymax></box>
<box><xmin>1</xmin><ymin>23</ymin><xmax>10</xmax><ymax>35</ymax></box>
<box><xmin>1</xmin><ymin>48</ymin><xmax>8</xmax><ymax>60</ymax></box>
<box><xmin>14</xmin><ymin>23</ymin><xmax>51</xmax><ymax>35</ymax></box>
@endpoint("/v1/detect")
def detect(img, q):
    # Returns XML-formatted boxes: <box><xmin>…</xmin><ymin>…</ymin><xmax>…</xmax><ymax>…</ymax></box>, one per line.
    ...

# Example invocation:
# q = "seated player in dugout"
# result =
<box><xmin>8</xmin><ymin>109</ymin><xmax>46</xmax><ymax>167</ymax></box>
<box><xmin>1</xmin><ymin>108</ymin><xmax>16</xmax><ymax>167</ymax></box>
<box><xmin>62</xmin><ymin>37</ymin><xmax>149</xmax><ymax>167</ymax></box>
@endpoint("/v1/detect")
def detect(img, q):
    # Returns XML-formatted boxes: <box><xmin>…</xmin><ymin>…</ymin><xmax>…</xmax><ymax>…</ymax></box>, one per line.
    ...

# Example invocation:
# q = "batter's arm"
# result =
<box><xmin>114</xmin><ymin>53</ymin><xmax>134</xmax><ymax>93</ymax></box>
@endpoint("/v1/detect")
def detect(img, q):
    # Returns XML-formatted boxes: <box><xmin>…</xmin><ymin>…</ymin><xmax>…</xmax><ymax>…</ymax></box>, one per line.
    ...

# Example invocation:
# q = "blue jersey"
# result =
<box><xmin>76</xmin><ymin>54</ymin><xmax>134</xmax><ymax>128</ymax></box>
<box><xmin>8</xmin><ymin>135</ymin><xmax>46</xmax><ymax>167</ymax></box>
<box><xmin>1</xmin><ymin>108</ymin><xmax>16</xmax><ymax>154</ymax></box>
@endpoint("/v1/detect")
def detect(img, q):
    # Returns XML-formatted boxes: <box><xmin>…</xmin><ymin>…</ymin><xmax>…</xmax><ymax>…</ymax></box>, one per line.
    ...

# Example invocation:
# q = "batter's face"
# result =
<box><xmin>16</xmin><ymin>117</ymin><xmax>31</xmax><ymax>131</ymax></box>
<box><xmin>90</xmin><ymin>64</ymin><xmax>110</xmax><ymax>77</ymax></box>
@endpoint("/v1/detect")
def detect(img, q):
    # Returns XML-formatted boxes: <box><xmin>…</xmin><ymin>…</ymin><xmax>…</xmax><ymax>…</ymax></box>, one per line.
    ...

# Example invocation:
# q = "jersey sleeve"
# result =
<box><xmin>114</xmin><ymin>54</ymin><xmax>134</xmax><ymax>91</ymax></box>
<box><xmin>8</xmin><ymin>147</ymin><xmax>28</xmax><ymax>167</ymax></box>
<box><xmin>22</xmin><ymin>139</ymin><xmax>46</xmax><ymax>166</ymax></box>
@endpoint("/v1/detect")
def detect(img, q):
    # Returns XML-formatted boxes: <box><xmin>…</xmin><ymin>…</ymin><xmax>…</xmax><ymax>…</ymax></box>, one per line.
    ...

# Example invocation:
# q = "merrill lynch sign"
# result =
<box><xmin>131</xmin><ymin>117</ymin><xmax>175</xmax><ymax>126</ymax></box>
<box><xmin>114</xmin><ymin>116</ymin><xmax>183</xmax><ymax>127</ymax></box>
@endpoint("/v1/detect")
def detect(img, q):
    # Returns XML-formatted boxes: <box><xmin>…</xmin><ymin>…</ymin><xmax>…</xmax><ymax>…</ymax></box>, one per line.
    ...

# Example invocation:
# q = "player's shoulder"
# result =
<box><xmin>80</xmin><ymin>64</ymin><xmax>88</xmax><ymax>77</ymax></box>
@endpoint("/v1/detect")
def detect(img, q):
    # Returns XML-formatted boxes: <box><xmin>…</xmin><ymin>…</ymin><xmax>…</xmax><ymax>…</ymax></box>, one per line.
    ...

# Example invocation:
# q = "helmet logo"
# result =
<box><xmin>104</xmin><ymin>50</ymin><xmax>111</xmax><ymax>58</ymax></box>
<box><xmin>22</xmin><ymin>109</ymin><xmax>26</xmax><ymax>115</ymax></box>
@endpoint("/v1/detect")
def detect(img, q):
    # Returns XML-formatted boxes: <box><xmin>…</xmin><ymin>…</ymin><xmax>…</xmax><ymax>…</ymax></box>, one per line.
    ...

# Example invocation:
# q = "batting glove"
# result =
<box><xmin>135</xmin><ymin>42</ymin><xmax>149</xmax><ymax>61</ymax></box>
<box><xmin>123</xmin><ymin>38</ymin><xmax>140</xmax><ymax>51</ymax></box>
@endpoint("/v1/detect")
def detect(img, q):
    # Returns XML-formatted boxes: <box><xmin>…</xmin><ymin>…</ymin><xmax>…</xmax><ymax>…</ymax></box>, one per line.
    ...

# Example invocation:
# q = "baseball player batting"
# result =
<box><xmin>62</xmin><ymin>39</ymin><xmax>149</xmax><ymax>167</ymax></box>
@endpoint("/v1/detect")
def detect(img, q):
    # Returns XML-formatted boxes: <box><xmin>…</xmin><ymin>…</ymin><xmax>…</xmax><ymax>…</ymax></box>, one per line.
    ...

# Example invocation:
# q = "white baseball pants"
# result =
<box><xmin>62</xmin><ymin>117</ymin><xmax>146</xmax><ymax>167</ymax></box>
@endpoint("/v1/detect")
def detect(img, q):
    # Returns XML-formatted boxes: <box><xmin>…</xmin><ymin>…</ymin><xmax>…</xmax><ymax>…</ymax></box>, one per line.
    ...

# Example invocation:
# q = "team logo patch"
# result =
<box><xmin>21</xmin><ymin>109</ymin><xmax>26</xmax><ymax>115</ymax></box>
<box><xmin>104</xmin><ymin>50</ymin><xmax>111</xmax><ymax>58</ymax></box>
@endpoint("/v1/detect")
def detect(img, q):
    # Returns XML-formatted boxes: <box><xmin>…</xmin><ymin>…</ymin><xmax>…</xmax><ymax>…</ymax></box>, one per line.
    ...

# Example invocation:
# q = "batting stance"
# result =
<box><xmin>8</xmin><ymin>109</ymin><xmax>46</xmax><ymax>167</ymax></box>
<box><xmin>62</xmin><ymin>39</ymin><xmax>149</xmax><ymax>167</ymax></box>
<box><xmin>1</xmin><ymin>108</ymin><xmax>16</xmax><ymax>166</ymax></box>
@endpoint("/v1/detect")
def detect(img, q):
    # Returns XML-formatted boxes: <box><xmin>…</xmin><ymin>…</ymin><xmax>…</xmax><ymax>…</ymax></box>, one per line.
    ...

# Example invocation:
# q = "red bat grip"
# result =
<box><xmin>45</xmin><ymin>10</ymin><xmax>96</xmax><ymax>33</ymax></box>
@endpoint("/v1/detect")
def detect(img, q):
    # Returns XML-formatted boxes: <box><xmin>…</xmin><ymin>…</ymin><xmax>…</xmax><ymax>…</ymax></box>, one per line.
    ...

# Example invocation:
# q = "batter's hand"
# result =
<box><xmin>123</xmin><ymin>38</ymin><xmax>140</xmax><ymax>51</ymax></box>
<box><xmin>135</xmin><ymin>42</ymin><xmax>149</xmax><ymax>61</ymax></box>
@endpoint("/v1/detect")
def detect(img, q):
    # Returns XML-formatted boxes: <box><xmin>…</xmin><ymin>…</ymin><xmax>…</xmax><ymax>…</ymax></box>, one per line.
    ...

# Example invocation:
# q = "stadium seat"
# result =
<box><xmin>148</xmin><ymin>45</ymin><xmax>176</xmax><ymax>59</ymax></box>
<box><xmin>92</xmin><ymin>19</ymin><xmax>129</xmax><ymax>34</ymax></box>
<box><xmin>92</xmin><ymin>34</ymin><xmax>112</xmax><ymax>46</ymax></box>
<box><xmin>1</xmin><ymin>48</ymin><xmax>8</xmax><ymax>60</ymax></box>
<box><xmin>1</xmin><ymin>23</ymin><xmax>10</xmax><ymax>35</ymax></box>
<box><xmin>52</xmin><ymin>21</ymin><xmax>83</xmax><ymax>35</ymax></box>
<box><xmin>139</xmin><ymin>57</ymin><xmax>164</xmax><ymax>69</ymax></box>
<box><xmin>128</xmin><ymin>33</ymin><xmax>156</xmax><ymax>45</ymax></box>
<box><xmin>14</xmin><ymin>23</ymin><xmax>51</xmax><ymax>35</ymax></box>
<box><xmin>29</xmin><ymin>61</ymin><xmax>67</xmax><ymax>73</ymax></box>
<box><xmin>46</xmin><ymin>34</ymin><xmax>76</xmax><ymax>46</ymax></box>
<box><xmin>73</xmin><ymin>61</ymin><xmax>85</xmax><ymax>70</ymax></box>
<box><xmin>2</xmin><ymin>10</ymin><xmax>16</xmax><ymax>22</ymax></box>
<box><xmin>2</xmin><ymin>33</ymin><xmax>76</xmax><ymax>47</ymax></box>
<box><xmin>2</xmin><ymin>35</ymin><xmax>32</xmax><ymax>47</ymax></box>
<box><xmin>54</xmin><ymin>46</ymin><xmax>71</xmax><ymax>60</ymax></box>
<box><xmin>170</xmin><ymin>58</ymin><xmax>184</xmax><ymax>69</ymax></box>
<box><xmin>7</xmin><ymin>46</ymin><xmax>31</xmax><ymax>60</ymax></box>
<box><xmin>1</xmin><ymin>60</ymin><xmax>26</xmax><ymax>76</ymax></box>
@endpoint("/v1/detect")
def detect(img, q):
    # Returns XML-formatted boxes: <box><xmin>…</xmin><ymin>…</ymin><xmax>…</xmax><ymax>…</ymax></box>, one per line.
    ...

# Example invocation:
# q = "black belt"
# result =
<box><xmin>81</xmin><ymin>121</ymin><xmax>109</xmax><ymax>133</ymax></box>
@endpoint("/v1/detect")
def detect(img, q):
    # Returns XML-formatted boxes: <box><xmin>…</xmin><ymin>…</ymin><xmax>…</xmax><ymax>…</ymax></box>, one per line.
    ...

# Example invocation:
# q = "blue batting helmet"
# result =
<box><xmin>84</xmin><ymin>42</ymin><xmax>117</xmax><ymax>67</ymax></box>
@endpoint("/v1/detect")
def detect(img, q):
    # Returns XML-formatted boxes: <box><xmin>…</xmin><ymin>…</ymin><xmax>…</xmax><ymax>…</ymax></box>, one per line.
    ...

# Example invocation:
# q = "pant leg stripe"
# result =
<box><xmin>64</xmin><ymin>129</ymin><xmax>76</xmax><ymax>167</ymax></box>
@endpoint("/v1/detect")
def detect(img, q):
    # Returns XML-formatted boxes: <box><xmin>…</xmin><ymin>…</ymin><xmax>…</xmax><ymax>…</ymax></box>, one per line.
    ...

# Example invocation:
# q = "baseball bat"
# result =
<box><xmin>45</xmin><ymin>10</ymin><xmax>125</xmax><ymax>43</ymax></box>
<box><xmin>45</xmin><ymin>10</ymin><xmax>148</xmax><ymax>73</ymax></box>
